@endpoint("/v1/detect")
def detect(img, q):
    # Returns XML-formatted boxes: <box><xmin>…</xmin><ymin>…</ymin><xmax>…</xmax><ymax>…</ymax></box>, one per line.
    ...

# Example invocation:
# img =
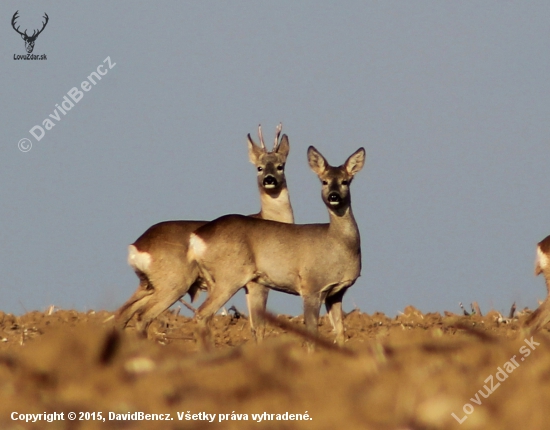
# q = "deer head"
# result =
<box><xmin>247</xmin><ymin>123</ymin><xmax>290</xmax><ymax>196</ymax></box>
<box><xmin>12</xmin><ymin>11</ymin><xmax>49</xmax><ymax>54</ymax></box>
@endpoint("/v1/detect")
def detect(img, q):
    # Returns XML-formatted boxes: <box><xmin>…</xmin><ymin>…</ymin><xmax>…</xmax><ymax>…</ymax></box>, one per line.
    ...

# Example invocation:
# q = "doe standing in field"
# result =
<box><xmin>115</xmin><ymin>125</ymin><xmax>294</xmax><ymax>339</ymax></box>
<box><xmin>525</xmin><ymin>235</ymin><xmax>550</xmax><ymax>331</ymax></box>
<box><xmin>189</xmin><ymin>145</ymin><xmax>365</xmax><ymax>350</ymax></box>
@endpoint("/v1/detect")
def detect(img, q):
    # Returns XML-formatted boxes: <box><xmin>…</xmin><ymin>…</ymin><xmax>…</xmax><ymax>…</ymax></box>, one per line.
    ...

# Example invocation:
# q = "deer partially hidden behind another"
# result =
<box><xmin>525</xmin><ymin>235</ymin><xmax>550</xmax><ymax>332</ymax></box>
<box><xmin>115</xmin><ymin>125</ymin><xmax>294</xmax><ymax>339</ymax></box>
<box><xmin>189</xmin><ymin>146</ymin><xmax>365</xmax><ymax>350</ymax></box>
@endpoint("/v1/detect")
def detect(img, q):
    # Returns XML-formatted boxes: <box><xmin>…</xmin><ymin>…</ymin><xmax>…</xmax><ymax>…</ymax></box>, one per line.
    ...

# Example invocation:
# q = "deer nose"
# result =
<box><xmin>263</xmin><ymin>175</ymin><xmax>278</xmax><ymax>188</ymax></box>
<box><xmin>328</xmin><ymin>192</ymin><xmax>342</xmax><ymax>205</ymax></box>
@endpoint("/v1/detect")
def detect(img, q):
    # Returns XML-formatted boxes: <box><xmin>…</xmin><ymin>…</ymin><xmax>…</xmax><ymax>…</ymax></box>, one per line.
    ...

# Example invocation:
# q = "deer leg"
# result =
<box><xmin>195</xmin><ymin>283</ymin><xmax>242</xmax><ymax>351</ymax></box>
<box><xmin>325</xmin><ymin>289</ymin><xmax>346</xmax><ymax>346</ymax></box>
<box><xmin>545</xmin><ymin>271</ymin><xmax>550</xmax><ymax>295</ymax></box>
<box><xmin>134</xmin><ymin>282</ymin><xmax>191</xmax><ymax>338</ymax></box>
<box><xmin>114</xmin><ymin>276</ymin><xmax>154</xmax><ymax>330</ymax></box>
<box><xmin>525</xmin><ymin>294</ymin><xmax>550</xmax><ymax>333</ymax></box>
<box><xmin>303</xmin><ymin>293</ymin><xmax>323</xmax><ymax>351</ymax></box>
<box><xmin>245</xmin><ymin>281</ymin><xmax>269</xmax><ymax>342</ymax></box>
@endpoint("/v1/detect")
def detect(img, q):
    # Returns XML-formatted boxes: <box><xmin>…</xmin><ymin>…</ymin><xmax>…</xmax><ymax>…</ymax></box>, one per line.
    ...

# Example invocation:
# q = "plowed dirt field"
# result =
<box><xmin>0</xmin><ymin>306</ymin><xmax>548</xmax><ymax>429</ymax></box>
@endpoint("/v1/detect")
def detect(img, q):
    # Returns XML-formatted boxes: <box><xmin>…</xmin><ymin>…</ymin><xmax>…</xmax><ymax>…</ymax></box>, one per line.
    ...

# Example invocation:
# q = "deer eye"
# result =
<box><xmin>257</xmin><ymin>167</ymin><xmax>263</xmax><ymax>172</ymax></box>
<box><xmin>277</xmin><ymin>165</ymin><xmax>284</xmax><ymax>171</ymax></box>
<box><xmin>342</xmin><ymin>180</ymin><xmax>349</xmax><ymax>186</ymax></box>
<box><xmin>322</xmin><ymin>180</ymin><xmax>328</xmax><ymax>185</ymax></box>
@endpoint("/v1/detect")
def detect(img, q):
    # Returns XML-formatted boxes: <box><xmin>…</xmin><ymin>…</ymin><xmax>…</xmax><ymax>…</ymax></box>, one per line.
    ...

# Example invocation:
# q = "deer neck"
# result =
<box><xmin>258</xmin><ymin>187</ymin><xmax>294</xmax><ymax>223</ymax></box>
<box><xmin>328</xmin><ymin>205</ymin><xmax>360</xmax><ymax>249</ymax></box>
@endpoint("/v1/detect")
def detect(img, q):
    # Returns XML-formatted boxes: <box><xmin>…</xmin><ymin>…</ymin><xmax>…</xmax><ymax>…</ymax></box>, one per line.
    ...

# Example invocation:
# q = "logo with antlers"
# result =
<box><xmin>11</xmin><ymin>11</ymin><xmax>49</xmax><ymax>54</ymax></box>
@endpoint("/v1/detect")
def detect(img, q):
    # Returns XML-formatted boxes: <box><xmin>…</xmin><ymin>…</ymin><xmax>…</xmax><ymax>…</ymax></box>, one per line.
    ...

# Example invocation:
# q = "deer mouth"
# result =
<box><xmin>263</xmin><ymin>175</ymin><xmax>278</xmax><ymax>189</ymax></box>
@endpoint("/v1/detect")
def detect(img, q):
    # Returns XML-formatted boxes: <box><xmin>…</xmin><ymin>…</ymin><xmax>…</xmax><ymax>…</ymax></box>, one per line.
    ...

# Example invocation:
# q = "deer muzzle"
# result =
<box><xmin>263</xmin><ymin>175</ymin><xmax>278</xmax><ymax>189</ymax></box>
<box><xmin>327</xmin><ymin>192</ymin><xmax>342</xmax><ymax>205</ymax></box>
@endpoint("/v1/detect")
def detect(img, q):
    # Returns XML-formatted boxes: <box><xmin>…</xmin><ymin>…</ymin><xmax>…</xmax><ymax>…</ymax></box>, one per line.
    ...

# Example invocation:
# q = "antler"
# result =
<box><xmin>30</xmin><ymin>13</ymin><xmax>49</xmax><ymax>40</ymax></box>
<box><xmin>273</xmin><ymin>122</ymin><xmax>282</xmax><ymax>151</ymax></box>
<box><xmin>248</xmin><ymin>123</ymin><xmax>282</xmax><ymax>153</ymax></box>
<box><xmin>12</xmin><ymin>11</ymin><xmax>49</xmax><ymax>40</ymax></box>
<box><xmin>11</xmin><ymin>11</ymin><xmax>26</xmax><ymax>37</ymax></box>
<box><xmin>257</xmin><ymin>124</ymin><xmax>266</xmax><ymax>150</ymax></box>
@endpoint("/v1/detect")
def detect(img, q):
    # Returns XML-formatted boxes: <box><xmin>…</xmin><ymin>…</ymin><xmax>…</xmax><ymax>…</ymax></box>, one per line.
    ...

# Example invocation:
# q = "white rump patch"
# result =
<box><xmin>189</xmin><ymin>233</ymin><xmax>207</xmax><ymax>259</ymax></box>
<box><xmin>537</xmin><ymin>246</ymin><xmax>549</xmax><ymax>271</ymax></box>
<box><xmin>127</xmin><ymin>245</ymin><xmax>152</xmax><ymax>273</ymax></box>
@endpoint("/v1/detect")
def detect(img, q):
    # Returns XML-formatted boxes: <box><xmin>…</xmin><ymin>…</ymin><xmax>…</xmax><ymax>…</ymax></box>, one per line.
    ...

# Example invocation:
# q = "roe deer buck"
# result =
<box><xmin>525</xmin><ymin>235</ymin><xmax>550</xmax><ymax>331</ymax></box>
<box><xmin>115</xmin><ymin>125</ymin><xmax>294</xmax><ymax>337</ymax></box>
<box><xmin>189</xmin><ymin>146</ymin><xmax>365</xmax><ymax>349</ymax></box>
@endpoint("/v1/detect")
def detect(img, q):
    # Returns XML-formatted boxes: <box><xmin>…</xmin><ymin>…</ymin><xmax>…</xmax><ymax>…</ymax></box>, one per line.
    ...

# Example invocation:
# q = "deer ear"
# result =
<box><xmin>345</xmin><ymin>147</ymin><xmax>366</xmax><ymax>176</ymax></box>
<box><xmin>247</xmin><ymin>134</ymin><xmax>264</xmax><ymax>164</ymax></box>
<box><xmin>20</xmin><ymin>34</ymin><xmax>25</xmax><ymax>40</ymax></box>
<box><xmin>308</xmin><ymin>146</ymin><xmax>328</xmax><ymax>175</ymax></box>
<box><xmin>276</xmin><ymin>135</ymin><xmax>290</xmax><ymax>158</ymax></box>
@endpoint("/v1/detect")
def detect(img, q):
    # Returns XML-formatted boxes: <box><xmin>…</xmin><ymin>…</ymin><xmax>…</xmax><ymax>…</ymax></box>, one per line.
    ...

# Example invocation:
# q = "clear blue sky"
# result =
<box><xmin>2</xmin><ymin>1</ymin><xmax>550</xmax><ymax>317</ymax></box>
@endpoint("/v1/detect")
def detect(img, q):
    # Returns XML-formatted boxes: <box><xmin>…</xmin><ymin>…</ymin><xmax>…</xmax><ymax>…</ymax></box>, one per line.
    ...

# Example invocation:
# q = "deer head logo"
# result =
<box><xmin>11</xmin><ymin>11</ymin><xmax>49</xmax><ymax>54</ymax></box>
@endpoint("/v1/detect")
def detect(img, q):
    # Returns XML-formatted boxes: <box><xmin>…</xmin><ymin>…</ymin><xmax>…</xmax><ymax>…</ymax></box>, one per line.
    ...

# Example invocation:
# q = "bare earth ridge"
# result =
<box><xmin>0</xmin><ymin>307</ymin><xmax>549</xmax><ymax>429</ymax></box>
